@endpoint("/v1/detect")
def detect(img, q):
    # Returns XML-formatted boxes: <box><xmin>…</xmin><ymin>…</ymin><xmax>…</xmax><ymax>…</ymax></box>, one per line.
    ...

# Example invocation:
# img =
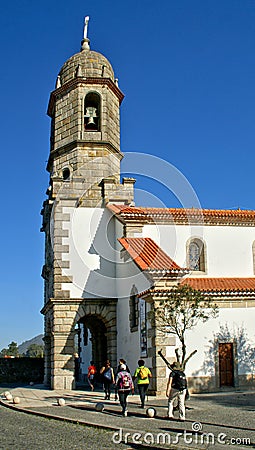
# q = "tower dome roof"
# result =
<box><xmin>59</xmin><ymin>46</ymin><xmax>115</xmax><ymax>86</ymax></box>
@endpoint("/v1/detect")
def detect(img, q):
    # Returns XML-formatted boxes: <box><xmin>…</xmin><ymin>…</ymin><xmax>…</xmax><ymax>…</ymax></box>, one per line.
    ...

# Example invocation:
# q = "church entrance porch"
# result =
<box><xmin>41</xmin><ymin>298</ymin><xmax>117</xmax><ymax>390</ymax></box>
<box><xmin>76</xmin><ymin>315</ymin><xmax>109</xmax><ymax>384</ymax></box>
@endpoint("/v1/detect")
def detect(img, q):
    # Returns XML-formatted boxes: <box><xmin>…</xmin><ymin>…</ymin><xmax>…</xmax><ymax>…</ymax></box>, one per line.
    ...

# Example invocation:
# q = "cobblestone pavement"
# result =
<box><xmin>1</xmin><ymin>385</ymin><xmax>255</xmax><ymax>450</ymax></box>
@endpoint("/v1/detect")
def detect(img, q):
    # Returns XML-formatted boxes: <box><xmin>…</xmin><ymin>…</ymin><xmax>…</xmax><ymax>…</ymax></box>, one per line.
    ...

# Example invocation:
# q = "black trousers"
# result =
<box><xmin>103</xmin><ymin>381</ymin><xmax>112</xmax><ymax>398</ymax></box>
<box><xmin>138</xmin><ymin>384</ymin><xmax>149</xmax><ymax>407</ymax></box>
<box><xmin>118</xmin><ymin>389</ymin><xmax>130</xmax><ymax>413</ymax></box>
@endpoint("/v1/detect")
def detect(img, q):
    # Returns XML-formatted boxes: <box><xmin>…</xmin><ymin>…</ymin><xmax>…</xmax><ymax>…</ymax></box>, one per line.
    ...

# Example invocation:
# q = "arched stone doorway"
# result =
<box><xmin>75</xmin><ymin>299</ymin><xmax>118</xmax><ymax>380</ymax></box>
<box><xmin>42</xmin><ymin>298</ymin><xmax>117</xmax><ymax>390</ymax></box>
<box><xmin>75</xmin><ymin>298</ymin><xmax>117</xmax><ymax>373</ymax></box>
<box><xmin>76</xmin><ymin>315</ymin><xmax>108</xmax><ymax>383</ymax></box>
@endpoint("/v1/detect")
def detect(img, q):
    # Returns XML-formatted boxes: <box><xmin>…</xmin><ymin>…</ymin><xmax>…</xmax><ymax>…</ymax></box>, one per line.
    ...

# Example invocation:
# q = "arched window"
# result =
<box><xmin>62</xmin><ymin>167</ymin><xmax>70</xmax><ymax>181</ymax></box>
<box><xmin>84</xmin><ymin>92</ymin><xmax>100</xmax><ymax>131</ymax></box>
<box><xmin>187</xmin><ymin>238</ymin><xmax>206</xmax><ymax>272</ymax></box>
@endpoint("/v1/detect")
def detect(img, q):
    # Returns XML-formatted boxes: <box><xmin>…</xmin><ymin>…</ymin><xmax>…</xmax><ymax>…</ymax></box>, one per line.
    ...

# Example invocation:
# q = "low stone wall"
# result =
<box><xmin>238</xmin><ymin>374</ymin><xmax>255</xmax><ymax>390</ymax></box>
<box><xmin>188</xmin><ymin>374</ymin><xmax>255</xmax><ymax>393</ymax></box>
<box><xmin>0</xmin><ymin>358</ymin><xmax>44</xmax><ymax>383</ymax></box>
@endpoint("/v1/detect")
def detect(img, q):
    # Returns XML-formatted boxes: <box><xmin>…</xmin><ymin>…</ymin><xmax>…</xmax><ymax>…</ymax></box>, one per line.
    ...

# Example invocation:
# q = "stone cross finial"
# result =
<box><xmin>83</xmin><ymin>16</ymin><xmax>90</xmax><ymax>39</ymax></box>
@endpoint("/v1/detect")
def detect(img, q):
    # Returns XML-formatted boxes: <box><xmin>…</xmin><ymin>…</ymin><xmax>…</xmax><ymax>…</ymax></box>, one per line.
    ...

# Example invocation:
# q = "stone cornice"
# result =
<box><xmin>46</xmin><ymin>141</ymin><xmax>123</xmax><ymax>173</ymax></box>
<box><xmin>138</xmin><ymin>288</ymin><xmax>255</xmax><ymax>304</ymax></box>
<box><xmin>41</xmin><ymin>297</ymin><xmax>118</xmax><ymax>315</ymax></box>
<box><xmin>107</xmin><ymin>204</ymin><xmax>255</xmax><ymax>227</ymax></box>
<box><xmin>47</xmin><ymin>77</ymin><xmax>124</xmax><ymax>116</ymax></box>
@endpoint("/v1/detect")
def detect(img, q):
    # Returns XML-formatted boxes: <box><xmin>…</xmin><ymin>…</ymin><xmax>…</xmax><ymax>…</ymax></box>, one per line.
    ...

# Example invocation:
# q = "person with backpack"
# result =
<box><xmin>115</xmin><ymin>364</ymin><xmax>134</xmax><ymax>416</ymax></box>
<box><xmin>133</xmin><ymin>359</ymin><xmax>152</xmax><ymax>408</ymax></box>
<box><xmin>87</xmin><ymin>361</ymin><xmax>97</xmax><ymax>391</ymax></box>
<box><xmin>116</xmin><ymin>358</ymin><xmax>131</xmax><ymax>374</ymax></box>
<box><xmin>100</xmin><ymin>360</ymin><xmax>115</xmax><ymax>400</ymax></box>
<box><xmin>114</xmin><ymin>358</ymin><xmax>131</xmax><ymax>400</ymax></box>
<box><xmin>166</xmin><ymin>361</ymin><xmax>187</xmax><ymax>421</ymax></box>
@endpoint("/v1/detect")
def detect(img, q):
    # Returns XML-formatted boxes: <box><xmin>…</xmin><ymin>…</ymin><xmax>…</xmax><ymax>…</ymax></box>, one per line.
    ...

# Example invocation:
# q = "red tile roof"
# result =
<box><xmin>182</xmin><ymin>277</ymin><xmax>255</xmax><ymax>293</ymax></box>
<box><xmin>138</xmin><ymin>277</ymin><xmax>255</xmax><ymax>298</ymax></box>
<box><xmin>108</xmin><ymin>204</ymin><xmax>255</xmax><ymax>226</ymax></box>
<box><xmin>118</xmin><ymin>237</ymin><xmax>184</xmax><ymax>272</ymax></box>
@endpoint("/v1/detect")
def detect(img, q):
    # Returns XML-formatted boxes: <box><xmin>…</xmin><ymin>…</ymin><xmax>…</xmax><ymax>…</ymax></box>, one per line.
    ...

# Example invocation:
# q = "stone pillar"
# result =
<box><xmin>145</xmin><ymin>292</ymin><xmax>177</xmax><ymax>395</ymax></box>
<box><xmin>43</xmin><ymin>335</ymin><xmax>51</xmax><ymax>386</ymax></box>
<box><xmin>105</xmin><ymin>330</ymin><xmax>117</xmax><ymax>368</ymax></box>
<box><xmin>151</xmin><ymin>329</ymin><xmax>176</xmax><ymax>395</ymax></box>
<box><xmin>51</xmin><ymin>330</ymin><xmax>76</xmax><ymax>390</ymax></box>
<box><xmin>51</xmin><ymin>303</ymin><xmax>77</xmax><ymax>390</ymax></box>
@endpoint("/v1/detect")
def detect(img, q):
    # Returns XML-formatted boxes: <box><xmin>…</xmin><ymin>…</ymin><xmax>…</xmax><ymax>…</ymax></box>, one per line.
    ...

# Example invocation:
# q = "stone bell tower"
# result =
<box><xmin>41</xmin><ymin>18</ymin><xmax>135</xmax><ymax>389</ymax></box>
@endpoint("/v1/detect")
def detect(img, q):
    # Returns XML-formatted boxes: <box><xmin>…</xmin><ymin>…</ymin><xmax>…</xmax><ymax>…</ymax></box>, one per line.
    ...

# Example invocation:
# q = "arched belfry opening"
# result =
<box><xmin>84</xmin><ymin>92</ymin><xmax>101</xmax><ymax>131</ymax></box>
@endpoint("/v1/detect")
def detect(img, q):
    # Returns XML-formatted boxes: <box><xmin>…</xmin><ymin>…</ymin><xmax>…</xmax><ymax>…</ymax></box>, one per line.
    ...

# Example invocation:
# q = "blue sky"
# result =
<box><xmin>0</xmin><ymin>0</ymin><xmax>254</xmax><ymax>349</ymax></box>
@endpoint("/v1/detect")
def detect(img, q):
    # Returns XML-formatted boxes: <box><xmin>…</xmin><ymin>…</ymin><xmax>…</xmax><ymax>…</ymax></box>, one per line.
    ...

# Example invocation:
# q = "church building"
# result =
<box><xmin>41</xmin><ymin>19</ymin><xmax>255</xmax><ymax>393</ymax></box>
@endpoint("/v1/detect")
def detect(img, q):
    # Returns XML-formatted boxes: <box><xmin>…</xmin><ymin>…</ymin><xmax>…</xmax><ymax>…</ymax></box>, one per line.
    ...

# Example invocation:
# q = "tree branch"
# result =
<box><xmin>183</xmin><ymin>349</ymin><xmax>197</xmax><ymax>368</ymax></box>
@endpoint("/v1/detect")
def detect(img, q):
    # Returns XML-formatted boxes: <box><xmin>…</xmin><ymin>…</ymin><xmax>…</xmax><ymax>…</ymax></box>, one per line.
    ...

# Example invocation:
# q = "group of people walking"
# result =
<box><xmin>87</xmin><ymin>358</ymin><xmax>187</xmax><ymax>420</ymax></box>
<box><xmin>100</xmin><ymin>358</ymin><xmax>152</xmax><ymax>416</ymax></box>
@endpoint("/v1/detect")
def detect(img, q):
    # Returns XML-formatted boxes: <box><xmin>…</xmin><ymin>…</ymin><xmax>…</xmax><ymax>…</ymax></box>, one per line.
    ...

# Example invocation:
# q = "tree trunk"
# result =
<box><xmin>181</xmin><ymin>338</ymin><xmax>186</xmax><ymax>366</ymax></box>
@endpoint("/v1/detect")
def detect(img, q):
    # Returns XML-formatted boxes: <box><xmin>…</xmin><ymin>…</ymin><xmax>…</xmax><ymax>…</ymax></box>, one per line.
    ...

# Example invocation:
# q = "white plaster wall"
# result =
<box><xmin>143</xmin><ymin>224</ymin><xmax>255</xmax><ymax>276</ymax></box>
<box><xmin>177</xmin><ymin>307</ymin><xmax>255</xmax><ymax>377</ymax></box>
<box><xmin>61</xmin><ymin>207</ymin><xmax>155</xmax><ymax>299</ymax></box>
<box><xmin>116</xmin><ymin>295</ymin><xmax>153</xmax><ymax>374</ymax></box>
<box><xmin>116</xmin><ymin>296</ymin><xmax>140</xmax><ymax>374</ymax></box>
<box><xmin>115</xmin><ymin>219</ymin><xmax>152</xmax><ymax>373</ymax></box>
<box><xmin>60</xmin><ymin>207</ymin><xmax>152</xmax><ymax>372</ymax></box>
<box><xmin>59</xmin><ymin>206</ymin><xmax>255</xmax><ymax>380</ymax></box>
<box><xmin>61</xmin><ymin>207</ymin><xmax>117</xmax><ymax>298</ymax></box>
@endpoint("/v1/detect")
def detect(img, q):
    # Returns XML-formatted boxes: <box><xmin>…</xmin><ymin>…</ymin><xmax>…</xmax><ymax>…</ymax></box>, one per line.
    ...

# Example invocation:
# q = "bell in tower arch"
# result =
<box><xmin>84</xmin><ymin>92</ymin><xmax>100</xmax><ymax>131</ymax></box>
<box><xmin>85</xmin><ymin>106</ymin><xmax>98</xmax><ymax>129</ymax></box>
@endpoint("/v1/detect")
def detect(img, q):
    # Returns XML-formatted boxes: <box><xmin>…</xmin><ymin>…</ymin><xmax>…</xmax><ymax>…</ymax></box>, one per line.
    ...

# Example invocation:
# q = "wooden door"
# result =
<box><xmin>219</xmin><ymin>343</ymin><xmax>234</xmax><ymax>387</ymax></box>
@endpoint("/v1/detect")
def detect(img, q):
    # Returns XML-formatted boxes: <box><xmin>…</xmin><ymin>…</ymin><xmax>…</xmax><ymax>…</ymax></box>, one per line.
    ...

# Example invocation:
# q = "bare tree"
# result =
<box><xmin>151</xmin><ymin>284</ymin><xmax>219</xmax><ymax>369</ymax></box>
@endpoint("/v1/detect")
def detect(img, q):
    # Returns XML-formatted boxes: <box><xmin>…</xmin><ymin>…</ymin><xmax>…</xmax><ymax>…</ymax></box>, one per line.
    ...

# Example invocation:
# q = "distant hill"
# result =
<box><xmin>18</xmin><ymin>334</ymin><xmax>44</xmax><ymax>355</ymax></box>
